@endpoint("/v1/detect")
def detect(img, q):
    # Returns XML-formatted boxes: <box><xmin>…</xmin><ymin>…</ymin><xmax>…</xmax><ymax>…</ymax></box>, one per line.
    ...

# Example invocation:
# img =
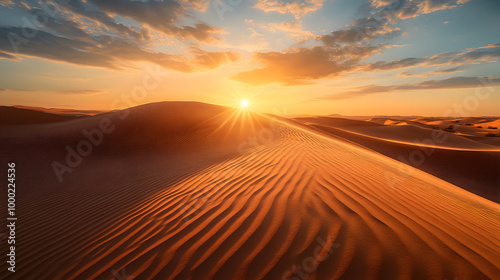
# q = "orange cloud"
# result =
<box><xmin>0</xmin><ymin>51</ymin><xmax>20</xmax><ymax>61</ymax></box>
<box><xmin>231</xmin><ymin>46</ymin><xmax>359</xmax><ymax>86</ymax></box>
<box><xmin>263</xmin><ymin>21</ymin><xmax>314</xmax><ymax>41</ymax></box>
<box><xmin>253</xmin><ymin>0</ymin><xmax>326</xmax><ymax>19</ymax></box>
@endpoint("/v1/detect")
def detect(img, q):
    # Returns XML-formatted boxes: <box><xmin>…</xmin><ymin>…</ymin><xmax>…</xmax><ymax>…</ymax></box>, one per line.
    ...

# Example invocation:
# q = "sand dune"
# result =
<box><xmin>294</xmin><ymin>117</ymin><xmax>500</xmax><ymax>150</ymax></box>
<box><xmin>293</xmin><ymin>117</ymin><xmax>383</xmax><ymax>128</ymax></box>
<box><xmin>296</xmin><ymin>122</ymin><xmax>500</xmax><ymax>202</ymax></box>
<box><xmin>339</xmin><ymin>125</ymin><xmax>499</xmax><ymax>150</ymax></box>
<box><xmin>477</xmin><ymin>119</ymin><xmax>500</xmax><ymax>128</ymax></box>
<box><xmin>13</xmin><ymin>105</ymin><xmax>108</xmax><ymax>117</ymax></box>
<box><xmin>1</xmin><ymin>102</ymin><xmax>499</xmax><ymax>280</ymax></box>
<box><xmin>0</xmin><ymin>106</ymin><xmax>80</xmax><ymax>125</ymax></box>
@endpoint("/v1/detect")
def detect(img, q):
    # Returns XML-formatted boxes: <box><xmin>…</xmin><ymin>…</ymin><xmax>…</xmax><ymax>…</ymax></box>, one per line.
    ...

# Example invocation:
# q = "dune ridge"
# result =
<box><xmin>1</xmin><ymin>102</ymin><xmax>499</xmax><ymax>280</ymax></box>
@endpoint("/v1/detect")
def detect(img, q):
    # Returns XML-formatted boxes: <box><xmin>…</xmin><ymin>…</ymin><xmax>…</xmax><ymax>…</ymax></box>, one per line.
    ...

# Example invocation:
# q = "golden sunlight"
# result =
<box><xmin>241</xmin><ymin>100</ymin><xmax>248</xmax><ymax>107</ymax></box>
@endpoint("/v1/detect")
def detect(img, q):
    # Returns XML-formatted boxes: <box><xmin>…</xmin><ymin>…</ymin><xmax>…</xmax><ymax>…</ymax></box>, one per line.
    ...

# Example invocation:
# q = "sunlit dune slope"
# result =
<box><xmin>478</xmin><ymin>119</ymin><xmax>500</xmax><ymax>128</ymax></box>
<box><xmin>1</xmin><ymin>102</ymin><xmax>499</xmax><ymax>280</ymax></box>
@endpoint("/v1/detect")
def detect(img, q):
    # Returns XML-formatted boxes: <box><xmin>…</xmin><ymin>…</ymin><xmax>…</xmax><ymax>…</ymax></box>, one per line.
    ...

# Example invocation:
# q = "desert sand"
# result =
<box><xmin>1</xmin><ymin>102</ymin><xmax>499</xmax><ymax>280</ymax></box>
<box><xmin>292</xmin><ymin>116</ymin><xmax>500</xmax><ymax>202</ymax></box>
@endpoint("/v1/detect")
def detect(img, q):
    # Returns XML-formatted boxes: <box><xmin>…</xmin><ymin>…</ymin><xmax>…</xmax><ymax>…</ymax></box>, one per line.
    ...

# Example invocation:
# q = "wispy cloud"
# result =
<box><xmin>0</xmin><ymin>51</ymin><xmax>20</xmax><ymax>61</ymax></box>
<box><xmin>262</xmin><ymin>21</ymin><xmax>314</xmax><ymax>41</ymax></box>
<box><xmin>430</xmin><ymin>66</ymin><xmax>463</xmax><ymax>74</ymax></box>
<box><xmin>254</xmin><ymin>0</ymin><xmax>326</xmax><ymax>19</ymax></box>
<box><xmin>370</xmin><ymin>0</ymin><xmax>471</xmax><ymax>19</ymax></box>
<box><xmin>58</xmin><ymin>89</ymin><xmax>107</xmax><ymax>95</ymax></box>
<box><xmin>318</xmin><ymin>17</ymin><xmax>400</xmax><ymax>46</ymax></box>
<box><xmin>323</xmin><ymin>76</ymin><xmax>500</xmax><ymax>100</ymax></box>
<box><xmin>0</xmin><ymin>88</ymin><xmax>107</xmax><ymax>95</ymax></box>
<box><xmin>364</xmin><ymin>43</ymin><xmax>500</xmax><ymax>71</ymax></box>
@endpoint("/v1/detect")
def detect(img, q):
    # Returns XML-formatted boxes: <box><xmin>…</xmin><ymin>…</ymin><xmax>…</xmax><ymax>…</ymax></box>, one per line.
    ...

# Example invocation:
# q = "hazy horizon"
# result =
<box><xmin>4</xmin><ymin>101</ymin><xmax>500</xmax><ymax>118</ymax></box>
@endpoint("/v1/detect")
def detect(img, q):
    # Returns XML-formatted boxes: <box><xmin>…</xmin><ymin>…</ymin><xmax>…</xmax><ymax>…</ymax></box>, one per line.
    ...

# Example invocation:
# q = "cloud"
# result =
<box><xmin>364</xmin><ymin>43</ymin><xmax>500</xmax><ymax>71</ymax></box>
<box><xmin>325</xmin><ymin>76</ymin><xmax>500</xmax><ymax>99</ymax></box>
<box><xmin>231</xmin><ymin>45</ymin><xmax>385</xmax><ymax>86</ymax></box>
<box><xmin>58</xmin><ymin>89</ymin><xmax>107</xmax><ymax>95</ymax></box>
<box><xmin>442</xmin><ymin>43</ymin><xmax>500</xmax><ymax>64</ymax></box>
<box><xmin>59</xmin><ymin>0</ymin><xmax>151</xmax><ymax>41</ymax></box>
<box><xmin>0</xmin><ymin>26</ymin><xmax>119</xmax><ymax>68</ymax></box>
<box><xmin>86</xmin><ymin>0</ymin><xmax>221</xmax><ymax>42</ymax></box>
<box><xmin>263</xmin><ymin>21</ymin><xmax>314</xmax><ymax>41</ymax></box>
<box><xmin>430</xmin><ymin>66</ymin><xmax>463</xmax><ymax>74</ymax></box>
<box><xmin>234</xmin><ymin>0</ymin><xmax>494</xmax><ymax>88</ymax></box>
<box><xmin>232</xmin><ymin>40</ymin><xmax>396</xmax><ymax>85</ymax></box>
<box><xmin>370</xmin><ymin>0</ymin><xmax>471</xmax><ymax>19</ymax></box>
<box><xmin>397</xmin><ymin>66</ymin><xmax>463</xmax><ymax>77</ymax></box>
<box><xmin>254</xmin><ymin>0</ymin><xmax>326</xmax><ymax>19</ymax></box>
<box><xmin>397</xmin><ymin>70</ymin><xmax>427</xmax><ymax>77</ymax></box>
<box><xmin>0</xmin><ymin>88</ymin><xmax>108</xmax><ymax>95</ymax></box>
<box><xmin>0</xmin><ymin>0</ymin><xmax>14</xmax><ymax>6</ymax></box>
<box><xmin>178</xmin><ymin>0</ymin><xmax>210</xmax><ymax>12</ymax></box>
<box><xmin>0</xmin><ymin>0</ymin><xmax>240</xmax><ymax>74</ymax></box>
<box><xmin>5</xmin><ymin>0</ymin><xmax>218</xmax><ymax>43</ymax></box>
<box><xmin>236</xmin><ymin>1</ymin><xmax>406</xmax><ymax>86</ymax></box>
<box><xmin>188</xmin><ymin>46</ymin><xmax>240</xmax><ymax>70</ymax></box>
<box><xmin>365</xmin><ymin>57</ymin><xmax>425</xmax><ymax>71</ymax></box>
<box><xmin>232</xmin><ymin>47</ymin><xmax>348</xmax><ymax>86</ymax></box>
<box><xmin>0</xmin><ymin>88</ymin><xmax>35</xmax><ymax>93</ymax></box>
<box><xmin>318</xmin><ymin>17</ymin><xmax>400</xmax><ymax>46</ymax></box>
<box><xmin>0</xmin><ymin>26</ymin><xmax>239</xmax><ymax>73</ymax></box>
<box><xmin>0</xmin><ymin>51</ymin><xmax>20</xmax><ymax>61</ymax></box>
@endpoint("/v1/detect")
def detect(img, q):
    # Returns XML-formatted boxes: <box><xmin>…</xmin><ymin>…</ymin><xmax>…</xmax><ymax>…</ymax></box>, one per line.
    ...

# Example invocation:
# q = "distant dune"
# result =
<box><xmin>478</xmin><ymin>119</ymin><xmax>500</xmax><ymax>128</ymax></box>
<box><xmin>1</xmin><ymin>102</ymin><xmax>499</xmax><ymax>280</ymax></box>
<box><xmin>13</xmin><ymin>105</ymin><xmax>108</xmax><ymax>117</ymax></box>
<box><xmin>0</xmin><ymin>106</ymin><xmax>80</xmax><ymax>125</ymax></box>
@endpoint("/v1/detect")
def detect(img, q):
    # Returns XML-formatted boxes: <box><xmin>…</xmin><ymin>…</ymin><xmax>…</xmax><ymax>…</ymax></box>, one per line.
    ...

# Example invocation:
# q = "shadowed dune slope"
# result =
<box><xmin>0</xmin><ymin>102</ymin><xmax>499</xmax><ymax>280</ymax></box>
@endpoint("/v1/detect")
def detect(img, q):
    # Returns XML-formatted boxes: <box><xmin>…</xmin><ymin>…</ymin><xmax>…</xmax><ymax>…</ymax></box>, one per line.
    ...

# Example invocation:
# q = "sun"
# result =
<box><xmin>241</xmin><ymin>100</ymin><xmax>248</xmax><ymax>107</ymax></box>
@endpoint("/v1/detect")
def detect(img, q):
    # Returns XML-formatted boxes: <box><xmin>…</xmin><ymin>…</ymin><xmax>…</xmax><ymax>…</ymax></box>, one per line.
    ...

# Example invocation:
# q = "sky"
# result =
<box><xmin>0</xmin><ymin>0</ymin><xmax>499</xmax><ymax>116</ymax></box>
